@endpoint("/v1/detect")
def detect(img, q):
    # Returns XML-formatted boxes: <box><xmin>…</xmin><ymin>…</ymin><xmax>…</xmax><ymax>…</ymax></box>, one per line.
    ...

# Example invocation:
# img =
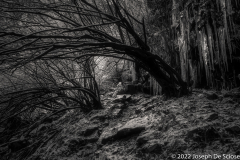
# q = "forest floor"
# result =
<box><xmin>3</xmin><ymin>88</ymin><xmax>240</xmax><ymax>160</ymax></box>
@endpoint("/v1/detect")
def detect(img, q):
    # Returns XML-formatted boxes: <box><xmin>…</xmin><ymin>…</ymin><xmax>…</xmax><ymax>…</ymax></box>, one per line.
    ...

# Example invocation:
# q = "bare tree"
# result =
<box><xmin>0</xmin><ymin>0</ymin><xmax>188</xmax><ymax>97</ymax></box>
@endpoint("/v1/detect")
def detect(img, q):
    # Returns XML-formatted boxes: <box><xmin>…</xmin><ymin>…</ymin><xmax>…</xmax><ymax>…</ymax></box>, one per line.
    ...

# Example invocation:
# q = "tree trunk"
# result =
<box><xmin>125</xmin><ymin>49</ymin><xmax>188</xmax><ymax>97</ymax></box>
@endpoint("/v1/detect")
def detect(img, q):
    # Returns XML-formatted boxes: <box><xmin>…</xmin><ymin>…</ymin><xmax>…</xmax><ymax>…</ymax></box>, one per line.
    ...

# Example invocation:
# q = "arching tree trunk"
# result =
<box><xmin>124</xmin><ymin>49</ymin><xmax>188</xmax><ymax>97</ymax></box>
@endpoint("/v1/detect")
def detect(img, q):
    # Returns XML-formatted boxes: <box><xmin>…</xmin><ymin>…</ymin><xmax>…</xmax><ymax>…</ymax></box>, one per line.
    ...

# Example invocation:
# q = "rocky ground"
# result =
<box><xmin>2</xmin><ymin>88</ymin><xmax>240</xmax><ymax>160</ymax></box>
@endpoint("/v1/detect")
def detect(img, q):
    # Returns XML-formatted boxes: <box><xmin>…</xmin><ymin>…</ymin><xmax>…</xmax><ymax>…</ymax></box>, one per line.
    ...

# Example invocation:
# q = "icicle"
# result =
<box><xmin>211</xmin><ymin>11</ymin><xmax>220</xmax><ymax>65</ymax></box>
<box><xmin>155</xmin><ymin>80</ymin><xmax>157</xmax><ymax>95</ymax></box>
<box><xmin>206</xmin><ymin>22</ymin><xmax>214</xmax><ymax>71</ymax></box>
<box><xmin>197</xmin><ymin>63</ymin><xmax>201</xmax><ymax>84</ymax></box>
<box><xmin>202</xmin><ymin>29</ymin><xmax>210</xmax><ymax>85</ymax></box>
<box><xmin>178</xmin><ymin>10</ymin><xmax>188</xmax><ymax>82</ymax></box>
<box><xmin>221</xmin><ymin>0</ymin><xmax>232</xmax><ymax>62</ymax></box>
<box><xmin>193</xmin><ymin>4</ymin><xmax>203</xmax><ymax>70</ymax></box>
<box><xmin>198</xmin><ymin>31</ymin><xmax>204</xmax><ymax>70</ymax></box>
<box><xmin>153</xmin><ymin>81</ymin><xmax>157</xmax><ymax>95</ymax></box>
<box><xmin>186</xmin><ymin>9</ymin><xmax>190</xmax><ymax>84</ymax></box>
<box><xmin>219</xmin><ymin>28</ymin><xmax>228</xmax><ymax>71</ymax></box>
<box><xmin>150</xmin><ymin>76</ymin><xmax>152</xmax><ymax>95</ymax></box>
<box><xmin>172</xmin><ymin>0</ymin><xmax>178</xmax><ymax>27</ymax></box>
<box><xmin>153</xmin><ymin>78</ymin><xmax>155</xmax><ymax>95</ymax></box>
<box><xmin>155</xmin><ymin>80</ymin><xmax>158</xmax><ymax>95</ymax></box>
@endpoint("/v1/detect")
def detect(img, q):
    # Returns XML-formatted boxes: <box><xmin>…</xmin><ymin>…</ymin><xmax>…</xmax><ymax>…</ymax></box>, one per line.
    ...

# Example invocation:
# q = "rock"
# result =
<box><xmin>198</xmin><ymin>94</ymin><xmax>205</xmax><ymax>98</ymax></box>
<box><xmin>141</xmin><ymin>100</ymin><xmax>152</xmax><ymax>107</ymax></box>
<box><xmin>185</xmin><ymin>125</ymin><xmax>220</xmax><ymax>142</ymax></box>
<box><xmin>112</xmin><ymin>94</ymin><xmax>131</xmax><ymax>103</ymax></box>
<box><xmin>234</xmin><ymin>107</ymin><xmax>240</xmax><ymax>116</ymax></box>
<box><xmin>206</xmin><ymin>113</ymin><xmax>218</xmax><ymax>121</ymax></box>
<box><xmin>77</xmin><ymin>144</ymin><xmax>97</xmax><ymax>157</ymax></box>
<box><xmin>221</xmin><ymin>98</ymin><xmax>235</xmax><ymax>104</ymax></box>
<box><xmin>218</xmin><ymin>95</ymin><xmax>223</xmax><ymax>101</ymax></box>
<box><xmin>205</xmin><ymin>91</ymin><xmax>218</xmax><ymax>100</ymax></box>
<box><xmin>83</xmin><ymin>125</ymin><xmax>99</xmax><ymax>136</ymax></box>
<box><xmin>65</xmin><ymin>135</ymin><xmax>99</xmax><ymax>151</ymax></box>
<box><xmin>115</xmin><ymin>89</ymin><xmax>126</xmax><ymax>96</ymax></box>
<box><xmin>135</xmin><ymin>108</ymin><xmax>142</xmax><ymax>114</ymax></box>
<box><xmin>202</xmin><ymin>104</ymin><xmax>213</xmax><ymax>109</ymax></box>
<box><xmin>166</xmin><ymin>139</ymin><xmax>187</xmax><ymax>151</ymax></box>
<box><xmin>140</xmin><ymin>139</ymin><xmax>163</xmax><ymax>153</ymax></box>
<box><xmin>98</xmin><ymin>128</ymin><xmax>117</xmax><ymax>144</ymax></box>
<box><xmin>105</xmin><ymin>92</ymin><xmax>114</xmax><ymax>97</ymax></box>
<box><xmin>65</xmin><ymin>137</ymin><xmax>86</xmax><ymax>148</ymax></box>
<box><xmin>136</xmin><ymin>130</ymin><xmax>158</xmax><ymax>145</ymax></box>
<box><xmin>108</xmin><ymin>88</ymin><xmax>115</xmax><ymax>92</ymax></box>
<box><xmin>98</xmin><ymin>116</ymin><xmax>149</xmax><ymax>144</ymax></box>
<box><xmin>117</xmin><ymin>94</ymin><xmax>131</xmax><ymax>100</ymax></box>
<box><xmin>90</xmin><ymin>111</ymin><xmax>108</xmax><ymax>121</ymax></box>
<box><xmin>111</xmin><ymin>108</ymin><xmax>122</xmax><ymax>117</ymax></box>
<box><xmin>112</xmin><ymin>83</ymin><xmax>126</xmax><ymax>97</ymax></box>
<box><xmin>85</xmin><ymin>131</ymin><xmax>99</xmax><ymax>143</ymax></box>
<box><xmin>143</xmin><ymin>94</ymin><xmax>152</xmax><ymax>98</ymax></box>
<box><xmin>144</xmin><ymin>104</ymin><xmax>155</xmax><ymax>112</ymax></box>
<box><xmin>116</xmin><ymin>116</ymin><xmax>149</xmax><ymax>138</ymax></box>
<box><xmin>67</xmin><ymin>138</ymin><xmax>80</xmax><ymax>145</ymax></box>
<box><xmin>225</xmin><ymin>125</ymin><xmax>240</xmax><ymax>134</ymax></box>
